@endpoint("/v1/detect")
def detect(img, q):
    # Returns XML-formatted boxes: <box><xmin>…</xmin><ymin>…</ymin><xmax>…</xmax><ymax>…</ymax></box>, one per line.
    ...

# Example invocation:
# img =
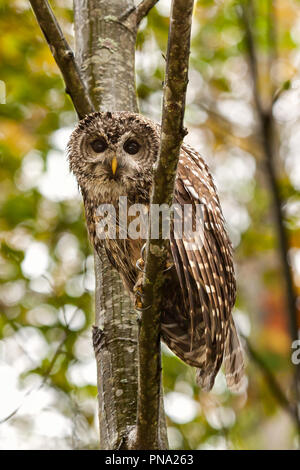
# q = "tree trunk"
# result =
<box><xmin>73</xmin><ymin>0</ymin><xmax>167</xmax><ymax>449</ymax></box>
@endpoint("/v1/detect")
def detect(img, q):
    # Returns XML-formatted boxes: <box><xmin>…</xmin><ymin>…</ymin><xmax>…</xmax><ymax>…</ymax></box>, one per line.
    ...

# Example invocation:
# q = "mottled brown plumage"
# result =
<box><xmin>68</xmin><ymin>111</ymin><xmax>245</xmax><ymax>391</ymax></box>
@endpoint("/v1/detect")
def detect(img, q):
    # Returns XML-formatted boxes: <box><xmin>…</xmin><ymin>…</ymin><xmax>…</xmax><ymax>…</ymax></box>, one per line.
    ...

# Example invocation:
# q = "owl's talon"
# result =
<box><xmin>163</xmin><ymin>261</ymin><xmax>174</xmax><ymax>273</ymax></box>
<box><xmin>133</xmin><ymin>275</ymin><xmax>152</xmax><ymax>311</ymax></box>
<box><xmin>134</xmin><ymin>286</ymin><xmax>144</xmax><ymax>299</ymax></box>
<box><xmin>134</xmin><ymin>291</ymin><xmax>151</xmax><ymax>312</ymax></box>
<box><xmin>136</xmin><ymin>257</ymin><xmax>145</xmax><ymax>273</ymax></box>
<box><xmin>136</xmin><ymin>242</ymin><xmax>147</xmax><ymax>272</ymax></box>
<box><xmin>134</xmin><ymin>277</ymin><xmax>144</xmax><ymax>309</ymax></box>
<box><xmin>135</xmin><ymin>303</ymin><xmax>152</xmax><ymax>312</ymax></box>
<box><xmin>135</xmin><ymin>298</ymin><xmax>143</xmax><ymax>310</ymax></box>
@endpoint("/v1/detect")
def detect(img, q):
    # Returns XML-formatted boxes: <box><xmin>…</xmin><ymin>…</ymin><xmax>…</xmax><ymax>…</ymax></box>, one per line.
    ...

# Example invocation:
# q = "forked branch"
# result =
<box><xmin>135</xmin><ymin>0</ymin><xmax>159</xmax><ymax>25</ymax></box>
<box><xmin>29</xmin><ymin>0</ymin><xmax>94</xmax><ymax>118</ymax></box>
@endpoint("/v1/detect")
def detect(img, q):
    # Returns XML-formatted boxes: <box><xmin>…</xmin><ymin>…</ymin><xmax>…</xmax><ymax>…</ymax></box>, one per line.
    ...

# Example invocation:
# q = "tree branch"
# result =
<box><xmin>239</xmin><ymin>0</ymin><xmax>300</xmax><ymax>432</ymax></box>
<box><xmin>29</xmin><ymin>0</ymin><xmax>94</xmax><ymax>119</ymax></box>
<box><xmin>135</xmin><ymin>0</ymin><xmax>159</xmax><ymax>26</ymax></box>
<box><xmin>238</xmin><ymin>0</ymin><xmax>263</xmax><ymax>116</ymax></box>
<box><xmin>132</xmin><ymin>0</ymin><xmax>195</xmax><ymax>450</ymax></box>
<box><xmin>244</xmin><ymin>337</ymin><xmax>299</xmax><ymax>426</ymax></box>
<box><xmin>0</xmin><ymin>307</ymin><xmax>77</xmax><ymax>424</ymax></box>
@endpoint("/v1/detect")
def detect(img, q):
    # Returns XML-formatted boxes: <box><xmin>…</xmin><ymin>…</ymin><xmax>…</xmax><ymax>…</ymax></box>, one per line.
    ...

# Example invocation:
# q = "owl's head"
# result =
<box><xmin>67</xmin><ymin>111</ymin><xmax>160</xmax><ymax>203</ymax></box>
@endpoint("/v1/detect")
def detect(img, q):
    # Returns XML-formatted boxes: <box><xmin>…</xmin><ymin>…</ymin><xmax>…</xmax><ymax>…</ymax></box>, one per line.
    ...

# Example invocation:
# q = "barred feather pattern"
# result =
<box><xmin>161</xmin><ymin>144</ymin><xmax>244</xmax><ymax>391</ymax></box>
<box><xmin>67</xmin><ymin>111</ymin><xmax>245</xmax><ymax>392</ymax></box>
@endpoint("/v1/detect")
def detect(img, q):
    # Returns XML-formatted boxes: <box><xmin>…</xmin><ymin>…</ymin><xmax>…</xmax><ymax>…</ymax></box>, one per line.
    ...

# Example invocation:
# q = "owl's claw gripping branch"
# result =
<box><xmin>134</xmin><ymin>244</ymin><xmax>153</xmax><ymax>312</ymax></box>
<box><xmin>135</xmin><ymin>258</ymin><xmax>145</xmax><ymax>273</ymax></box>
<box><xmin>162</xmin><ymin>261</ymin><xmax>174</xmax><ymax>273</ymax></box>
<box><xmin>135</xmin><ymin>302</ymin><xmax>152</xmax><ymax>313</ymax></box>
<box><xmin>136</xmin><ymin>242</ymin><xmax>174</xmax><ymax>274</ymax></box>
<box><xmin>133</xmin><ymin>282</ymin><xmax>143</xmax><ymax>309</ymax></box>
<box><xmin>133</xmin><ymin>274</ymin><xmax>151</xmax><ymax>312</ymax></box>
<box><xmin>136</xmin><ymin>242</ymin><xmax>147</xmax><ymax>273</ymax></box>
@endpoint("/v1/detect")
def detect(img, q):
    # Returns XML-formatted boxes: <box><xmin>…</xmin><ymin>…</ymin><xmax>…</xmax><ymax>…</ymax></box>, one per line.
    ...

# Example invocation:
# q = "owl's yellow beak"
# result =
<box><xmin>111</xmin><ymin>156</ymin><xmax>118</xmax><ymax>176</ymax></box>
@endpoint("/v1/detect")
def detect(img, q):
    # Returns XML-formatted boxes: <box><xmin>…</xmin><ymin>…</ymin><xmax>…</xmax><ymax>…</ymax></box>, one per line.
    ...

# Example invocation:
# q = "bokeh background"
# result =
<box><xmin>1</xmin><ymin>0</ymin><xmax>300</xmax><ymax>450</ymax></box>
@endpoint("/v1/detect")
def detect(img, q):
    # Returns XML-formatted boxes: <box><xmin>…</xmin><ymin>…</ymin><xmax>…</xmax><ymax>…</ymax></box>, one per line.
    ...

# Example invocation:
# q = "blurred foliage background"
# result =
<box><xmin>0</xmin><ymin>0</ymin><xmax>300</xmax><ymax>450</ymax></box>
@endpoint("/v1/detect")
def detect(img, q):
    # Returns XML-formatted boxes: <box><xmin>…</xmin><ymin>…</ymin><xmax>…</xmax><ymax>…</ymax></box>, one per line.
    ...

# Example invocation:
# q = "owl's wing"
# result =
<box><xmin>168</xmin><ymin>144</ymin><xmax>244</xmax><ymax>391</ymax></box>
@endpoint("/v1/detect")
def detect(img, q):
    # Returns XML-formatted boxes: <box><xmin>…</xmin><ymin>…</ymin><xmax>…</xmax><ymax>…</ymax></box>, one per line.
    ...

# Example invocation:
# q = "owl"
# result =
<box><xmin>68</xmin><ymin>111</ymin><xmax>244</xmax><ymax>392</ymax></box>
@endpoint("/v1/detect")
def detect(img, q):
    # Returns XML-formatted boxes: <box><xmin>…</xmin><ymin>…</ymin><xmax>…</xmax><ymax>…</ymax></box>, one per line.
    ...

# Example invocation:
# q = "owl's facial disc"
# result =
<box><xmin>68</xmin><ymin>111</ymin><xmax>160</xmax><ymax>202</ymax></box>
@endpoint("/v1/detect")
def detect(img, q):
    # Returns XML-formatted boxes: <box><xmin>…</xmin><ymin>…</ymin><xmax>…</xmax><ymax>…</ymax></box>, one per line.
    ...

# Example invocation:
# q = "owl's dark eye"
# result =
<box><xmin>123</xmin><ymin>139</ymin><xmax>140</xmax><ymax>155</ymax></box>
<box><xmin>91</xmin><ymin>138</ymin><xmax>108</xmax><ymax>153</ymax></box>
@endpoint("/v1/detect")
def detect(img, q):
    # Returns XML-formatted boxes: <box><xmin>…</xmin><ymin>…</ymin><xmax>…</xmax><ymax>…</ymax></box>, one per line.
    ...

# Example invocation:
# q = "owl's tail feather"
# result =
<box><xmin>223</xmin><ymin>318</ymin><xmax>245</xmax><ymax>392</ymax></box>
<box><xmin>195</xmin><ymin>368</ymin><xmax>217</xmax><ymax>392</ymax></box>
<box><xmin>195</xmin><ymin>319</ymin><xmax>245</xmax><ymax>392</ymax></box>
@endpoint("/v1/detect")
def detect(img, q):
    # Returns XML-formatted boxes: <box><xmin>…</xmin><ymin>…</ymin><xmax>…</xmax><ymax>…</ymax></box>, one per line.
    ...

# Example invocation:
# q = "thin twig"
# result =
<box><xmin>132</xmin><ymin>0</ymin><xmax>194</xmax><ymax>450</ymax></box>
<box><xmin>267</xmin><ymin>0</ymin><xmax>278</xmax><ymax>100</ymax></box>
<box><xmin>0</xmin><ymin>331</ymin><xmax>68</xmax><ymax>424</ymax></box>
<box><xmin>29</xmin><ymin>0</ymin><xmax>94</xmax><ymax>118</ymax></box>
<box><xmin>135</xmin><ymin>0</ymin><xmax>159</xmax><ymax>26</ymax></box>
<box><xmin>238</xmin><ymin>0</ymin><xmax>300</xmax><ymax>432</ymax></box>
<box><xmin>0</xmin><ymin>304</ymin><xmax>79</xmax><ymax>425</ymax></box>
<box><xmin>197</xmin><ymin>101</ymin><xmax>263</xmax><ymax>160</ymax></box>
<box><xmin>244</xmin><ymin>337</ymin><xmax>298</xmax><ymax>424</ymax></box>
<box><xmin>238</xmin><ymin>0</ymin><xmax>263</xmax><ymax>116</ymax></box>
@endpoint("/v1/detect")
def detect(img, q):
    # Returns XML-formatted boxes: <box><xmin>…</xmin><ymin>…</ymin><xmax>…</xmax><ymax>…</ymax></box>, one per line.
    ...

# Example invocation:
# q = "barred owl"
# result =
<box><xmin>68</xmin><ymin>111</ymin><xmax>244</xmax><ymax>392</ymax></box>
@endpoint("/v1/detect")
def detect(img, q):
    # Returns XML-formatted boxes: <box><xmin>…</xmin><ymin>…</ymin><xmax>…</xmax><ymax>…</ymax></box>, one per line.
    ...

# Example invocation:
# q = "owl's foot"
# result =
<box><xmin>134</xmin><ymin>244</ymin><xmax>149</xmax><ymax>311</ymax></box>
<box><xmin>133</xmin><ymin>273</ymin><xmax>151</xmax><ymax>312</ymax></box>
<box><xmin>134</xmin><ymin>242</ymin><xmax>172</xmax><ymax>311</ymax></box>
<box><xmin>163</xmin><ymin>260</ymin><xmax>174</xmax><ymax>272</ymax></box>
<box><xmin>133</xmin><ymin>275</ymin><xmax>144</xmax><ymax>310</ymax></box>
<box><xmin>135</xmin><ymin>242</ymin><xmax>147</xmax><ymax>273</ymax></box>
<box><xmin>134</xmin><ymin>291</ymin><xmax>144</xmax><ymax>311</ymax></box>
<box><xmin>136</xmin><ymin>257</ymin><xmax>145</xmax><ymax>273</ymax></box>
